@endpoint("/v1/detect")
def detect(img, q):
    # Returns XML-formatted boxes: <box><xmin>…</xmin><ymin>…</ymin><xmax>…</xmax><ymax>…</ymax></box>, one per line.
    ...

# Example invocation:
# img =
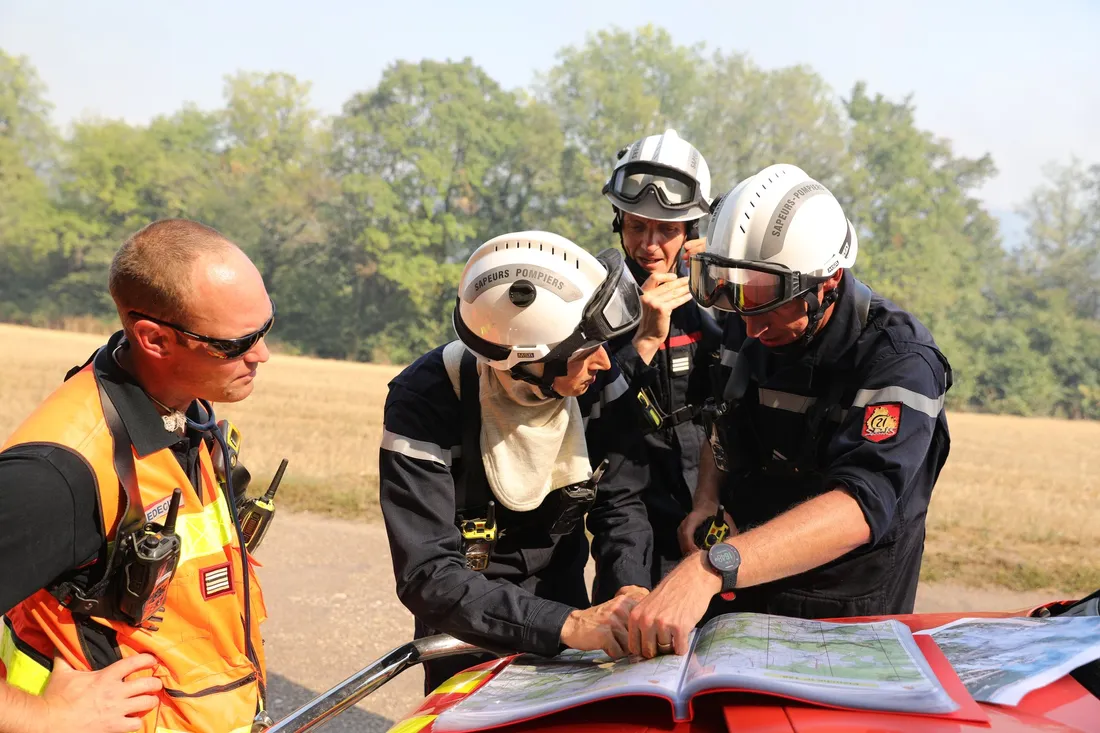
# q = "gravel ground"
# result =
<box><xmin>259</xmin><ymin>512</ymin><xmax>1068</xmax><ymax>732</ymax></box>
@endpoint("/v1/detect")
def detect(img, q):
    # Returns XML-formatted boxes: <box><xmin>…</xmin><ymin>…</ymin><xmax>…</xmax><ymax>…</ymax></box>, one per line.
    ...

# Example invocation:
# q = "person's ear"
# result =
<box><xmin>130</xmin><ymin>318</ymin><xmax>176</xmax><ymax>360</ymax></box>
<box><xmin>822</xmin><ymin>269</ymin><xmax>844</xmax><ymax>293</ymax></box>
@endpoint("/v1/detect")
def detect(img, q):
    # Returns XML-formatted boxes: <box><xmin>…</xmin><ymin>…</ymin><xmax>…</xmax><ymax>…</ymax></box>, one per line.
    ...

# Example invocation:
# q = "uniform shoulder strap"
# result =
<box><xmin>850</xmin><ymin>278</ymin><xmax>873</xmax><ymax>329</ymax></box>
<box><xmin>453</xmin><ymin>349</ymin><xmax>490</xmax><ymax>517</ymax></box>
<box><xmin>55</xmin><ymin>368</ymin><xmax>148</xmax><ymax>612</ymax></box>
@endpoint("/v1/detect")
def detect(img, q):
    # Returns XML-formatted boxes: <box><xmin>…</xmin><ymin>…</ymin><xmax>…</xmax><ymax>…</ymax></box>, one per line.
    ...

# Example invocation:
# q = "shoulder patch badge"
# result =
<box><xmin>862</xmin><ymin>403</ymin><xmax>901</xmax><ymax>442</ymax></box>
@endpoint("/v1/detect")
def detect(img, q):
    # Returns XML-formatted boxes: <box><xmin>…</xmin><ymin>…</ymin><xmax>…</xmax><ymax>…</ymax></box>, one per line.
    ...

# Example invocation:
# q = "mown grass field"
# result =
<box><xmin>3</xmin><ymin>323</ymin><xmax>1097</xmax><ymax>594</ymax></box>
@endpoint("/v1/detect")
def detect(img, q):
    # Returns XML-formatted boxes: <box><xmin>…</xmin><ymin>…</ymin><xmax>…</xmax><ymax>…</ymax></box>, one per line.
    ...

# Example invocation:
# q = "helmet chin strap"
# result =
<box><xmin>509</xmin><ymin>360</ymin><xmax>568</xmax><ymax>400</ymax></box>
<box><xmin>767</xmin><ymin>285</ymin><xmax>840</xmax><ymax>357</ymax></box>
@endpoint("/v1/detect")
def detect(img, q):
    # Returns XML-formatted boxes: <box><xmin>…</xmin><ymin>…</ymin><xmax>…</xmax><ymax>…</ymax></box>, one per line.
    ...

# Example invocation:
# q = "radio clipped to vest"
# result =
<box><xmin>459</xmin><ymin>500</ymin><xmax>498</xmax><ymax>571</ymax></box>
<box><xmin>457</xmin><ymin>459</ymin><xmax>610</xmax><ymax>572</ymax></box>
<box><xmin>238</xmin><ymin>457</ymin><xmax>287</xmax><ymax>554</ymax></box>
<box><xmin>634</xmin><ymin>387</ymin><xmax>700</xmax><ymax>434</ymax></box>
<box><xmin>543</xmin><ymin>458</ymin><xmax>607</xmax><ymax>537</ymax></box>
<box><xmin>117</xmin><ymin>488</ymin><xmax>182</xmax><ymax>628</ymax></box>
<box><xmin>208</xmin><ymin>418</ymin><xmax>285</xmax><ymax>553</ymax></box>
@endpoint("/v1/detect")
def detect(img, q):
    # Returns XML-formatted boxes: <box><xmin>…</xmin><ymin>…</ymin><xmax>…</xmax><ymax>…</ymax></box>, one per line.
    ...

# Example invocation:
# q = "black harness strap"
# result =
<box><xmin>722</xmin><ymin>338</ymin><xmax>758</xmax><ymax>403</ymax></box>
<box><xmin>454</xmin><ymin>350</ymin><xmax>490</xmax><ymax>517</ymax></box>
<box><xmin>50</xmin><ymin>359</ymin><xmax>150</xmax><ymax>625</ymax></box>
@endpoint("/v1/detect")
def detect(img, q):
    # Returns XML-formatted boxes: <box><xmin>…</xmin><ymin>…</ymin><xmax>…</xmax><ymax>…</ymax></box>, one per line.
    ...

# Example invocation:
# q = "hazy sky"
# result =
<box><xmin>2</xmin><ymin>0</ymin><xmax>1097</xmax><ymax>228</ymax></box>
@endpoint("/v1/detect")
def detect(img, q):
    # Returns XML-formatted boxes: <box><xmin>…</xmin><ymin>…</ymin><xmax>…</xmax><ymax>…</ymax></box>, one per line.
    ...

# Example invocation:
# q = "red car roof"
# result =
<box><xmin>390</xmin><ymin>608</ymin><xmax>1100</xmax><ymax>733</ymax></box>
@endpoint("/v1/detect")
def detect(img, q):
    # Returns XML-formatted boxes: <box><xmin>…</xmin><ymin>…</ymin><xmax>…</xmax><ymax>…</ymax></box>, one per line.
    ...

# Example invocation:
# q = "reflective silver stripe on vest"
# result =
<box><xmin>720</xmin><ymin>347</ymin><xmax>738</xmax><ymax>367</ymax></box>
<box><xmin>851</xmin><ymin>386</ymin><xmax>945</xmax><ymax>418</ymax></box>
<box><xmin>380</xmin><ymin>429</ymin><xmax>455</xmax><ymax>466</ymax></box>
<box><xmin>757</xmin><ymin>388</ymin><xmax>816</xmax><ymax>414</ymax></box>
<box><xmin>755</xmin><ymin>388</ymin><xmax>846</xmax><ymax>422</ymax></box>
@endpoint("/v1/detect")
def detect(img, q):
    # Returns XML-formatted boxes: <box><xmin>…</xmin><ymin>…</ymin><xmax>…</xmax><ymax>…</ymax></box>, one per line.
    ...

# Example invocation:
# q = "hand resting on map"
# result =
<box><xmin>560</xmin><ymin>587</ymin><xmax>649</xmax><ymax>659</ymax></box>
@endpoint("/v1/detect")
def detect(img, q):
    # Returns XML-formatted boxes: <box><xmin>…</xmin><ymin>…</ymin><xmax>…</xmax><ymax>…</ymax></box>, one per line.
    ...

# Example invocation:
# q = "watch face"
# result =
<box><xmin>709</xmin><ymin>542</ymin><xmax>741</xmax><ymax>572</ymax></box>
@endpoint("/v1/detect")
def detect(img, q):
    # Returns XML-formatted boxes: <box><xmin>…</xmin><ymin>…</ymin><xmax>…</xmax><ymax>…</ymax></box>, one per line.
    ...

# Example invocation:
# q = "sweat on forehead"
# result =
<box><xmin>109</xmin><ymin>218</ymin><xmax>238</xmax><ymax>322</ymax></box>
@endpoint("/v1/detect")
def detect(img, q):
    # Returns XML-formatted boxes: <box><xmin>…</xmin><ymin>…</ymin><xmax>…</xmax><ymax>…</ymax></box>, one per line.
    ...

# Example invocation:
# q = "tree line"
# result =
<box><xmin>1</xmin><ymin>26</ymin><xmax>1098</xmax><ymax>417</ymax></box>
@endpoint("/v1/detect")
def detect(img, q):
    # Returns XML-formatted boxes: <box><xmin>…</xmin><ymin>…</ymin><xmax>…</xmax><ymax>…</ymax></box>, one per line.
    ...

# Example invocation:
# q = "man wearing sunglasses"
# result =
<box><xmin>380</xmin><ymin>231</ymin><xmax>654</xmax><ymax>692</ymax></box>
<box><xmin>601</xmin><ymin>129</ymin><xmax>725</xmax><ymax>585</ymax></box>
<box><xmin>626</xmin><ymin>165</ymin><xmax>953</xmax><ymax>659</ymax></box>
<box><xmin>0</xmin><ymin>219</ymin><xmax>274</xmax><ymax>732</ymax></box>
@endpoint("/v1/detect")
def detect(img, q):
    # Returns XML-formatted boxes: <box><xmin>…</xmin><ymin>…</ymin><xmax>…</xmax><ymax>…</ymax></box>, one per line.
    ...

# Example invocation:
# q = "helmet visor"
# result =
<box><xmin>690</xmin><ymin>254</ymin><xmax>811</xmax><ymax>316</ymax></box>
<box><xmin>599</xmin><ymin>266</ymin><xmax>643</xmax><ymax>333</ymax></box>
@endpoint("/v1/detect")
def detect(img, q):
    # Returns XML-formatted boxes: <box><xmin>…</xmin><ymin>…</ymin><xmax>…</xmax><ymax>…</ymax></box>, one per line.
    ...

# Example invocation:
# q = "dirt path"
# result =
<box><xmin>259</xmin><ymin>512</ymin><xmax>1068</xmax><ymax>732</ymax></box>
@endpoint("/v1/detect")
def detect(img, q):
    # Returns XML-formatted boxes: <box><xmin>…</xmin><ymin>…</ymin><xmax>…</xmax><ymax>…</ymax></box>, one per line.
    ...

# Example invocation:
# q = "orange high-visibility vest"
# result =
<box><xmin>0</xmin><ymin>361</ymin><xmax>268</xmax><ymax>733</ymax></box>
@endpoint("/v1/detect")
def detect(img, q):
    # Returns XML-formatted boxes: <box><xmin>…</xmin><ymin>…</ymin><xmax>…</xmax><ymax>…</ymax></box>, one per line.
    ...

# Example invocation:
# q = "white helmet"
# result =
<box><xmin>453</xmin><ymin>231</ymin><xmax>641</xmax><ymax>390</ymax></box>
<box><xmin>691</xmin><ymin>164</ymin><xmax>857</xmax><ymax>316</ymax></box>
<box><xmin>603</xmin><ymin>129</ymin><xmax>712</xmax><ymax>223</ymax></box>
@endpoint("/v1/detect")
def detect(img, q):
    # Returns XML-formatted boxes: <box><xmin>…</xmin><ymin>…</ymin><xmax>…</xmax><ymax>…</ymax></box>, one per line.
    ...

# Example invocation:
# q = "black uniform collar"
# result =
<box><xmin>804</xmin><ymin>271</ymin><xmax>865</xmax><ymax>370</ymax></box>
<box><xmin>87</xmin><ymin>330</ymin><xmax>205</xmax><ymax>458</ymax></box>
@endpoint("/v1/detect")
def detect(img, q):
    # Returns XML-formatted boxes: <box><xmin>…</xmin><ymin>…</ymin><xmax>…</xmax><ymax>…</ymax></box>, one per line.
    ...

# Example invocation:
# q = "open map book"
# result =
<box><xmin>433</xmin><ymin>613</ymin><xmax>960</xmax><ymax>731</ymax></box>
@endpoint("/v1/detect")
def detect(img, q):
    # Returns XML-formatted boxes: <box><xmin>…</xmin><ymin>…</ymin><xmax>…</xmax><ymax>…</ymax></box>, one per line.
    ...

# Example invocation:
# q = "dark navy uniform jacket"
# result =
<box><xmin>378</xmin><ymin>345</ymin><xmax>652</xmax><ymax>690</ymax></box>
<box><xmin>713</xmin><ymin>271</ymin><xmax>952</xmax><ymax>618</ymax></box>
<box><xmin>610</xmin><ymin>257</ymin><xmax>723</xmax><ymax>583</ymax></box>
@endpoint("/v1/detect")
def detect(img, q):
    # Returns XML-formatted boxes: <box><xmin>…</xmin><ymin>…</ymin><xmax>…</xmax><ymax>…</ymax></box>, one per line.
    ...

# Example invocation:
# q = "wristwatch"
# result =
<box><xmin>706</xmin><ymin>541</ymin><xmax>741</xmax><ymax>594</ymax></box>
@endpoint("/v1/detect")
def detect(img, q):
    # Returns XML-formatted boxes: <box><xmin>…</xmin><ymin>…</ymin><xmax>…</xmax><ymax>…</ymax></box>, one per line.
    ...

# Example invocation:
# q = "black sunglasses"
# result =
<box><xmin>129</xmin><ymin>303</ymin><xmax>276</xmax><ymax>359</ymax></box>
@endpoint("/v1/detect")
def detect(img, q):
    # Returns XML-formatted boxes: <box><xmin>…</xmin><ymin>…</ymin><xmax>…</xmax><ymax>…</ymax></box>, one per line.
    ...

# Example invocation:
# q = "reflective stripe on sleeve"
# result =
<box><xmin>381</xmin><ymin>429</ymin><xmax>455</xmax><ymax>466</ymax></box>
<box><xmin>851</xmin><ymin>386</ymin><xmax>945</xmax><ymax>418</ymax></box>
<box><xmin>601</xmin><ymin>374</ymin><xmax>630</xmax><ymax>404</ymax></box>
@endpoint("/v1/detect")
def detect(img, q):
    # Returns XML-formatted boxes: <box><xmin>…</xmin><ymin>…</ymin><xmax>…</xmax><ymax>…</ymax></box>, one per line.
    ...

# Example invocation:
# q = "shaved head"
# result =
<box><xmin>112</xmin><ymin>218</ymin><xmax>273</xmax><ymax>407</ymax></box>
<box><xmin>109</xmin><ymin>218</ymin><xmax>238</xmax><ymax>327</ymax></box>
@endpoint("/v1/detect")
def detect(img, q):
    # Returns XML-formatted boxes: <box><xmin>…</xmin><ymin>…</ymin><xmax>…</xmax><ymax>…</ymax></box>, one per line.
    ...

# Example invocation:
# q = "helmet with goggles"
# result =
<box><xmin>453</xmin><ymin>231</ymin><xmax>642</xmax><ymax>396</ymax></box>
<box><xmin>690</xmin><ymin>164</ymin><xmax>857</xmax><ymax>317</ymax></box>
<box><xmin>603</xmin><ymin>129</ymin><xmax>713</xmax><ymax>225</ymax></box>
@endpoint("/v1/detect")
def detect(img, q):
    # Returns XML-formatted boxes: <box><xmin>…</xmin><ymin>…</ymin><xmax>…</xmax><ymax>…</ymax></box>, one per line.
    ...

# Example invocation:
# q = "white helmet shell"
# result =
<box><xmin>706</xmin><ymin>164</ymin><xmax>857</xmax><ymax>278</ymax></box>
<box><xmin>455</xmin><ymin>231</ymin><xmax>608</xmax><ymax>370</ymax></box>
<box><xmin>604</xmin><ymin>129</ymin><xmax>712</xmax><ymax>222</ymax></box>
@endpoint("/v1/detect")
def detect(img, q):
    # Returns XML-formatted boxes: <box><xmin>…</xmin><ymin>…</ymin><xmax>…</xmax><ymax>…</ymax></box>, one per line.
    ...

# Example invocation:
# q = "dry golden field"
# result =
<box><xmin>2</xmin><ymin>323</ymin><xmax>1097</xmax><ymax>594</ymax></box>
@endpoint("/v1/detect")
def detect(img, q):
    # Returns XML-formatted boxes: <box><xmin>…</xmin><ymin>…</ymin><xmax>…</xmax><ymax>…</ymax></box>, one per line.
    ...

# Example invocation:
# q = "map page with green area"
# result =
<box><xmin>681</xmin><ymin>614</ymin><xmax>957</xmax><ymax>716</ymax></box>
<box><xmin>433</xmin><ymin>613</ymin><xmax>957</xmax><ymax>732</ymax></box>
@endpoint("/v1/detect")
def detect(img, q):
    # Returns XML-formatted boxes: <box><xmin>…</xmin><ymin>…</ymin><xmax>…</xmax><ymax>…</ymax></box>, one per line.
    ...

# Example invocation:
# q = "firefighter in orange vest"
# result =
<box><xmin>0</xmin><ymin>219</ymin><xmax>275</xmax><ymax>733</ymax></box>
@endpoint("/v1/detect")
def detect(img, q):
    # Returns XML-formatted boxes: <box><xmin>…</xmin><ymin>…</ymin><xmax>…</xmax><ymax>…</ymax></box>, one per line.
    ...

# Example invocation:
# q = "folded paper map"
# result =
<box><xmin>918</xmin><ymin>616</ymin><xmax>1100</xmax><ymax>705</ymax></box>
<box><xmin>433</xmin><ymin>612</ymin><xmax>959</xmax><ymax>731</ymax></box>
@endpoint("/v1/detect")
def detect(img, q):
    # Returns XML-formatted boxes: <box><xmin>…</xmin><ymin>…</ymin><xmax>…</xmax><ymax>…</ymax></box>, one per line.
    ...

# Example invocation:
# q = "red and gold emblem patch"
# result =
<box><xmin>861</xmin><ymin>403</ymin><xmax>901</xmax><ymax>442</ymax></box>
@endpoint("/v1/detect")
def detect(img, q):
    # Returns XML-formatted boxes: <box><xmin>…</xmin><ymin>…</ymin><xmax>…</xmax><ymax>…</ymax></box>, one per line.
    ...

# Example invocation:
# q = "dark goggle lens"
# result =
<box><xmin>690</xmin><ymin>259</ymin><xmax>787</xmax><ymax>315</ymax></box>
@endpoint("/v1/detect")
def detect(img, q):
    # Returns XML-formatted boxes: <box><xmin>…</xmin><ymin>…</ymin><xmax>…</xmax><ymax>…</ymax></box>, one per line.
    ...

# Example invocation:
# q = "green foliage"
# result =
<box><xmin>0</xmin><ymin>31</ymin><xmax>1097</xmax><ymax>418</ymax></box>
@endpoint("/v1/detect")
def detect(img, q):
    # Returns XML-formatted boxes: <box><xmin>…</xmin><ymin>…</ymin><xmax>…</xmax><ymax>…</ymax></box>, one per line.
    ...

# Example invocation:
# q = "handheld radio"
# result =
<box><xmin>239</xmin><ymin>458</ymin><xmax>288</xmax><ymax>554</ymax></box>
<box><xmin>118</xmin><ymin>487</ymin><xmax>183</xmax><ymax>628</ymax></box>
<box><xmin>693</xmin><ymin>503</ymin><xmax>731</xmax><ymax>550</ymax></box>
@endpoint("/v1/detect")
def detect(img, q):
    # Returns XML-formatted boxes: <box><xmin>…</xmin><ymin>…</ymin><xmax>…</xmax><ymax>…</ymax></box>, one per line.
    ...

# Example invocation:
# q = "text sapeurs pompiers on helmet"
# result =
<box><xmin>602</xmin><ymin>129</ymin><xmax>714</xmax><ymax>241</ymax></box>
<box><xmin>453</xmin><ymin>231</ymin><xmax>642</xmax><ymax>398</ymax></box>
<box><xmin>690</xmin><ymin>164</ymin><xmax>859</xmax><ymax>348</ymax></box>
